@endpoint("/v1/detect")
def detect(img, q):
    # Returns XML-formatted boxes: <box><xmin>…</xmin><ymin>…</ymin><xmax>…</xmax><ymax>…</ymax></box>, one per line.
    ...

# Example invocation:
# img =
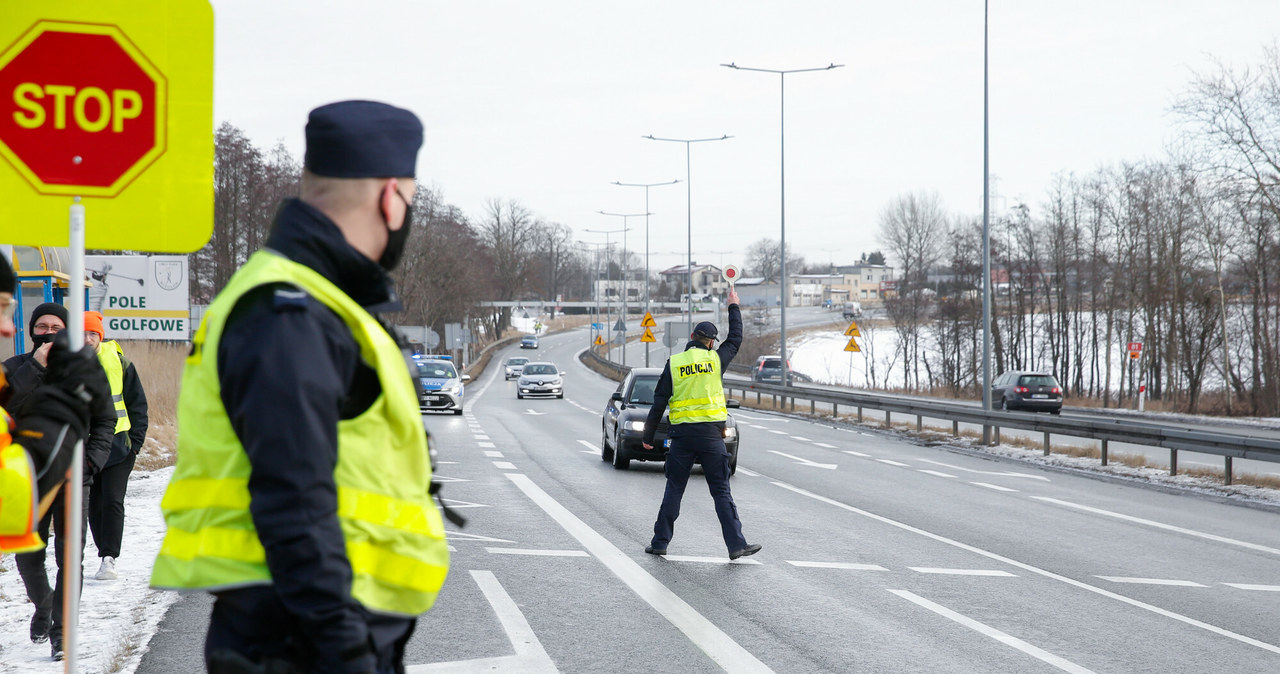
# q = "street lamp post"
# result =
<box><xmin>723</xmin><ymin>61</ymin><xmax>842</xmax><ymax>388</ymax></box>
<box><xmin>594</xmin><ymin>214</ymin><xmax>644</xmax><ymax>367</ymax></box>
<box><xmin>578</xmin><ymin>240</ymin><xmax>615</xmax><ymax>349</ymax></box>
<box><xmin>584</xmin><ymin>226</ymin><xmax>629</xmax><ymax>362</ymax></box>
<box><xmin>613</xmin><ymin>179</ymin><xmax>680</xmax><ymax>367</ymax></box>
<box><xmin>643</xmin><ymin>134</ymin><xmax>731</xmax><ymax>327</ymax></box>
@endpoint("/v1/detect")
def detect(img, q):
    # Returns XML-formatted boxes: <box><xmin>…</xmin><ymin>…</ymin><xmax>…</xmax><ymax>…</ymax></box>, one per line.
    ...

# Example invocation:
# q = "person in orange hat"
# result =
<box><xmin>82</xmin><ymin>311</ymin><xmax>148</xmax><ymax>585</ymax></box>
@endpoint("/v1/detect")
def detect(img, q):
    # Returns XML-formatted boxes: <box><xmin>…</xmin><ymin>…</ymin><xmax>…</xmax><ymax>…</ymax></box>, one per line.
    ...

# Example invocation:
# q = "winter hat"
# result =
<box><xmin>0</xmin><ymin>254</ymin><xmax>14</xmax><ymax>294</ymax></box>
<box><xmin>84</xmin><ymin>311</ymin><xmax>105</xmax><ymax>340</ymax></box>
<box><xmin>29</xmin><ymin>302</ymin><xmax>69</xmax><ymax>335</ymax></box>
<box><xmin>692</xmin><ymin>321</ymin><xmax>719</xmax><ymax>340</ymax></box>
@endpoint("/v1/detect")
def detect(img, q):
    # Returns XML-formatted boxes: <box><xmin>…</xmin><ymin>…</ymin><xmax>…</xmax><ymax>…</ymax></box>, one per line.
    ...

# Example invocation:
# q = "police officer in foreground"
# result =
<box><xmin>151</xmin><ymin>100</ymin><xmax>450</xmax><ymax>674</ymax></box>
<box><xmin>642</xmin><ymin>287</ymin><xmax>762</xmax><ymax>560</ymax></box>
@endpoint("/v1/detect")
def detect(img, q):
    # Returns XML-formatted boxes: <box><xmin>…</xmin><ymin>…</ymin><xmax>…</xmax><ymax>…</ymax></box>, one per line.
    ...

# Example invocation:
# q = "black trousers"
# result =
<box><xmin>16</xmin><ymin>483</ymin><xmax>90</xmax><ymax>641</ymax></box>
<box><xmin>650</xmin><ymin>431</ymin><xmax>747</xmax><ymax>553</ymax></box>
<box><xmin>89</xmin><ymin>451</ymin><xmax>136</xmax><ymax>559</ymax></box>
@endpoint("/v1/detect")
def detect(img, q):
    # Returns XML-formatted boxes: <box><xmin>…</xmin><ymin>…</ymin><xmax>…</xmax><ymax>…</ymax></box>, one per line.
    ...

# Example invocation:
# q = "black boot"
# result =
<box><xmin>51</xmin><ymin>635</ymin><xmax>64</xmax><ymax>661</ymax></box>
<box><xmin>30</xmin><ymin>605</ymin><xmax>51</xmax><ymax>643</ymax></box>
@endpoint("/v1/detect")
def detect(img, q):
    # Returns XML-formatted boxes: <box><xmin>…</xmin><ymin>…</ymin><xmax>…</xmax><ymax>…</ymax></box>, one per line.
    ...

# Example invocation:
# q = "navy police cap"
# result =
<box><xmin>305</xmin><ymin>100</ymin><xmax>423</xmax><ymax>178</ymax></box>
<box><xmin>693</xmin><ymin>321</ymin><xmax>719</xmax><ymax>340</ymax></box>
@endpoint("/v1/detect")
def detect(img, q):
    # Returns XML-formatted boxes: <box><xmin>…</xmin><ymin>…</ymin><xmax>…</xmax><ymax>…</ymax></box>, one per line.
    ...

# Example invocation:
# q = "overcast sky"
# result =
<box><xmin>212</xmin><ymin>1</ymin><xmax>1278</xmax><ymax>273</ymax></box>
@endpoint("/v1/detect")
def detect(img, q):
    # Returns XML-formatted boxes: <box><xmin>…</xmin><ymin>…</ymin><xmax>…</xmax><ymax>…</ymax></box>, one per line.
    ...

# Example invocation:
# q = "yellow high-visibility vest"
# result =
<box><xmin>0</xmin><ymin>408</ymin><xmax>42</xmax><ymax>554</ymax></box>
<box><xmin>668</xmin><ymin>347</ymin><xmax>727</xmax><ymax>424</ymax></box>
<box><xmin>97</xmin><ymin>340</ymin><xmax>131</xmax><ymax>434</ymax></box>
<box><xmin>151</xmin><ymin>250</ymin><xmax>449</xmax><ymax>616</ymax></box>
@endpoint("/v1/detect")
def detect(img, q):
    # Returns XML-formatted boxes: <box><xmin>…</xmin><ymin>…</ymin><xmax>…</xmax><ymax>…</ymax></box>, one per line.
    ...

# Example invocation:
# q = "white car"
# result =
<box><xmin>517</xmin><ymin>362</ymin><xmax>563</xmax><ymax>399</ymax></box>
<box><xmin>504</xmin><ymin>356</ymin><xmax>529</xmax><ymax>380</ymax></box>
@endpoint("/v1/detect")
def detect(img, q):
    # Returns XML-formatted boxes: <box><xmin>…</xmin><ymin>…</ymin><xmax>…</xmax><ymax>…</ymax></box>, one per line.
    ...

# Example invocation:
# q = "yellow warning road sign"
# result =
<box><xmin>844</xmin><ymin>337</ymin><xmax>861</xmax><ymax>352</ymax></box>
<box><xmin>641</xmin><ymin>312</ymin><xmax>657</xmax><ymax>328</ymax></box>
<box><xmin>844</xmin><ymin>321</ymin><xmax>861</xmax><ymax>337</ymax></box>
<box><xmin>640</xmin><ymin>326</ymin><xmax>656</xmax><ymax>343</ymax></box>
<box><xmin>594</xmin><ymin>335</ymin><xmax>605</xmax><ymax>345</ymax></box>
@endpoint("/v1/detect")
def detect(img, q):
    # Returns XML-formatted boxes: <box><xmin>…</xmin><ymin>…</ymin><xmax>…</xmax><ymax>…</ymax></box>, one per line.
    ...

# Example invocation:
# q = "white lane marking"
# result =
<box><xmin>889</xmin><ymin>590</ymin><xmax>1097</xmax><ymax>674</ymax></box>
<box><xmin>876</xmin><ymin>459</ymin><xmax>910</xmax><ymax>467</ymax></box>
<box><xmin>1224</xmin><ymin>583</ymin><xmax>1280</xmax><ymax>592</ymax></box>
<box><xmin>478</xmin><ymin>442</ymin><xmax>496</xmax><ymax>448</ymax></box>
<box><xmin>506</xmin><ymin>473</ymin><xmax>774</xmax><ymax>673</ymax></box>
<box><xmin>406</xmin><ymin>570</ymin><xmax>558</xmax><ymax>673</ymax></box>
<box><xmin>918</xmin><ymin>458</ymin><xmax>1050</xmax><ymax>481</ymax></box>
<box><xmin>431</xmin><ymin>474</ymin><xmax>472</xmax><ymax>483</ymax></box>
<box><xmin>577</xmin><ymin>440</ymin><xmax>600</xmax><ymax>452</ymax></box>
<box><xmin>493</xmin><ymin>461</ymin><xmax>517</xmax><ymax>470</ymax></box>
<box><xmin>910</xmin><ymin>567</ymin><xmax>1016</xmax><ymax>577</ymax></box>
<box><xmin>747</xmin><ymin>424</ymin><xmax>767</xmax><ymax>429</ymax></box>
<box><xmin>1032</xmin><ymin>497</ymin><xmax>1280</xmax><ymax>556</ymax></box>
<box><xmin>768</xmin><ymin>450</ymin><xmax>837</xmax><ymax>470</ymax></box>
<box><xmin>735</xmin><ymin>413</ymin><xmax>784</xmax><ymax>422</ymax></box>
<box><xmin>474</xmin><ymin>434</ymin><xmax>491</xmax><ymax>440</ymax></box>
<box><xmin>774</xmin><ymin>481</ymin><xmax>1280</xmax><ymax>655</ymax></box>
<box><xmin>484</xmin><ymin>451</ymin><xmax>504</xmax><ymax>458</ymax></box>
<box><xmin>736</xmin><ymin>467</ymin><xmax>761</xmax><ymax>477</ymax></box>
<box><xmin>446</xmin><ymin>530</ymin><xmax>516</xmax><ymax>544</ymax></box>
<box><xmin>786</xmin><ymin>561</ymin><xmax>888</xmax><ymax>571</ymax></box>
<box><xmin>815</xmin><ymin>443</ymin><xmax>837</xmax><ymax>449</ymax></box>
<box><xmin>1095</xmin><ymin>576</ymin><xmax>1207</xmax><ymax>587</ymax></box>
<box><xmin>971</xmin><ymin>482</ymin><xmax>1018</xmax><ymax>492</ymax></box>
<box><xmin>664</xmin><ymin>555</ymin><xmax>764</xmax><ymax>565</ymax></box>
<box><xmin>917</xmin><ymin>470</ymin><xmax>957</xmax><ymax>479</ymax></box>
<box><xmin>768</xmin><ymin>430</ymin><xmax>788</xmax><ymax>435</ymax></box>
<box><xmin>486</xmin><ymin>548</ymin><xmax>590</xmax><ymax>557</ymax></box>
<box><xmin>440</xmin><ymin>499</ymin><xmax>490</xmax><ymax>509</ymax></box>
<box><xmin>525</xmin><ymin>409</ymin><xmax>546</xmax><ymax>416</ymax></box>
<box><xmin>790</xmin><ymin>436</ymin><xmax>812</xmax><ymax>442</ymax></box>
<box><xmin>843</xmin><ymin>450</ymin><xmax>870</xmax><ymax>457</ymax></box>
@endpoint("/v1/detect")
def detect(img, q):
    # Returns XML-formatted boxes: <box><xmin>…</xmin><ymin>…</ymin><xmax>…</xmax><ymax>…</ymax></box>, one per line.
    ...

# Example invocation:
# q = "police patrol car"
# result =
<box><xmin>413</xmin><ymin>355</ymin><xmax>470</xmax><ymax>415</ymax></box>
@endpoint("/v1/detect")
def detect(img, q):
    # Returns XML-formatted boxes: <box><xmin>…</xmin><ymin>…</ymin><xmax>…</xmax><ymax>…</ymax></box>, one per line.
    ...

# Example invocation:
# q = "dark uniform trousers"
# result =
<box><xmin>89</xmin><ymin>448</ymin><xmax>136</xmax><ymax>559</ymax></box>
<box><xmin>652</xmin><ymin>425</ymin><xmax>747</xmax><ymax>552</ymax></box>
<box><xmin>17</xmin><ymin>484</ymin><xmax>90</xmax><ymax>642</ymax></box>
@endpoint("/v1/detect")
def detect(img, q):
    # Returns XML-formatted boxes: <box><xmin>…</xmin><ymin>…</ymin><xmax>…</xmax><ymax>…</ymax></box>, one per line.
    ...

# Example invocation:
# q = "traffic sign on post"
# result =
<box><xmin>844</xmin><ymin>337</ymin><xmax>861</xmax><ymax>352</ymax></box>
<box><xmin>1128</xmin><ymin>341</ymin><xmax>1143</xmax><ymax>360</ymax></box>
<box><xmin>640</xmin><ymin>326</ymin><xmax>656</xmax><ymax>343</ymax></box>
<box><xmin>0</xmin><ymin>1</ymin><xmax>214</xmax><ymax>252</ymax></box>
<box><xmin>844</xmin><ymin>321</ymin><xmax>861</xmax><ymax>337</ymax></box>
<box><xmin>641</xmin><ymin>312</ymin><xmax>656</xmax><ymax>327</ymax></box>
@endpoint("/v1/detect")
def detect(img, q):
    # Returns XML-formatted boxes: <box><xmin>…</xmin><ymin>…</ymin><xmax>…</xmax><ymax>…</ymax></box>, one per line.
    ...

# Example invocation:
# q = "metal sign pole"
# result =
<box><xmin>64</xmin><ymin>197</ymin><xmax>87</xmax><ymax>670</ymax></box>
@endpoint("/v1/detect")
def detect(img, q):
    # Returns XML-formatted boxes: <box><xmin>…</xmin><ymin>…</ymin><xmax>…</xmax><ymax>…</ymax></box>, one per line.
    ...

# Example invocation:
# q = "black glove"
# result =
<box><xmin>43</xmin><ymin>335</ymin><xmax>111</xmax><ymax>407</ymax></box>
<box><xmin>12</xmin><ymin>386</ymin><xmax>88</xmax><ymax>501</ymax></box>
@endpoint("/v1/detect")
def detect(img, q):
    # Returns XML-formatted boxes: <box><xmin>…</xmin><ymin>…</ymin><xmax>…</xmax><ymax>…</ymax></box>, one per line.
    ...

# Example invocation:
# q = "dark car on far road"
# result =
<box><xmin>520</xmin><ymin>335</ymin><xmax>539</xmax><ymax>349</ymax></box>
<box><xmin>991</xmin><ymin>371</ymin><xmax>1063</xmax><ymax>414</ymax></box>
<box><xmin>600</xmin><ymin>367</ymin><xmax>740</xmax><ymax>473</ymax></box>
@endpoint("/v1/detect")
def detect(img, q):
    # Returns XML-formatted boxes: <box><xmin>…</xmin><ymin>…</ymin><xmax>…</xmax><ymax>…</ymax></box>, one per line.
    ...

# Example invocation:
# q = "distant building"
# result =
<box><xmin>733</xmin><ymin>277</ymin><xmax>780</xmax><ymax>307</ymax></box>
<box><xmin>833</xmin><ymin>263</ymin><xmax>896</xmax><ymax>302</ymax></box>
<box><xmin>658</xmin><ymin>261</ymin><xmax>726</xmax><ymax>298</ymax></box>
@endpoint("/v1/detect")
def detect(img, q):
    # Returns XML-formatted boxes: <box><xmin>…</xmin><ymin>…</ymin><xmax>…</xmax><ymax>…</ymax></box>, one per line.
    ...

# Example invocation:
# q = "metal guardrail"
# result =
<box><xmin>722</xmin><ymin>378</ymin><xmax>1280</xmax><ymax>485</ymax></box>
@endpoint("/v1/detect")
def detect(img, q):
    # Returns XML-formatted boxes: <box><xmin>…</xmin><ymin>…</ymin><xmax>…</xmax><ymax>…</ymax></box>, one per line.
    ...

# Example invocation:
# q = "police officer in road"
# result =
<box><xmin>642</xmin><ymin>288</ymin><xmax>762</xmax><ymax>560</ymax></box>
<box><xmin>151</xmin><ymin>100</ymin><xmax>449</xmax><ymax>674</ymax></box>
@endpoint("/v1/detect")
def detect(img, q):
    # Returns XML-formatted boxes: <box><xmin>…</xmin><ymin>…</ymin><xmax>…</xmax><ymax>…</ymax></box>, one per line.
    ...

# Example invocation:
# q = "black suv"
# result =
<box><xmin>991</xmin><ymin>371</ymin><xmax>1063</xmax><ymax>413</ymax></box>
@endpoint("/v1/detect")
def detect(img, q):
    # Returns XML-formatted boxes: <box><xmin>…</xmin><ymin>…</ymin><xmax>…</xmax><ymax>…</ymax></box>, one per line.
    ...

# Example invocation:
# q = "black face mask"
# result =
<box><xmin>30</xmin><ymin>331</ymin><xmax>57</xmax><ymax>347</ymax></box>
<box><xmin>379</xmin><ymin>189</ymin><xmax>413</xmax><ymax>271</ymax></box>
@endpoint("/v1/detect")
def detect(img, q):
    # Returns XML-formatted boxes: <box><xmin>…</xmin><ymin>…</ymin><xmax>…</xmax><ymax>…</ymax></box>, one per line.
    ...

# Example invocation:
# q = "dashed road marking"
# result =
<box><xmin>664</xmin><ymin>555</ymin><xmax>763</xmax><ymax>565</ymax></box>
<box><xmin>769</xmin><ymin>450</ymin><xmax>837</xmax><ymax>470</ymax></box>
<box><xmin>843</xmin><ymin>450</ymin><xmax>869</xmax><ymax>457</ymax></box>
<box><xmin>474</xmin><ymin>434</ymin><xmax>491</xmax><ymax>440</ymax></box>
<box><xmin>790</xmin><ymin>436</ymin><xmax>812</xmax><ymax>442</ymax></box>
<box><xmin>1095</xmin><ymin>576</ymin><xmax>1207</xmax><ymax>587</ymax></box>
<box><xmin>577</xmin><ymin>440</ymin><xmax>599</xmax><ymax>452</ymax></box>
<box><xmin>910</xmin><ymin>567</ymin><xmax>1016</xmax><ymax>577</ymax></box>
<box><xmin>971</xmin><ymin>482</ymin><xmax>1018</xmax><ymax>492</ymax></box>
<box><xmin>890</xmin><ymin>590</ymin><xmax>1096</xmax><ymax>674</ymax></box>
<box><xmin>478</xmin><ymin>442</ymin><xmax>496</xmax><ymax>448</ymax></box>
<box><xmin>919</xmin><ymin>458</ymin><xmax>1049</xmax><ymax>481</ymax></box>
<box><xmin>917</xmin><ymin>470</ymin><xmax>956</xmax><ymax>478</ymax></box>
<box><xmin>815</xmin><ymin>443</ymin><xmax>837</xmax><ymax>449</ymax></box>
<box><xmin>736</xmin><ymin>467</ymin><xmax>761</xmax><ymax>477</ymax></box>
<box><xmin>486</xmin><ymin>548</ymin><xmax>590</xmax><ymax>557</ymax></box>
<box><xmin>493</xmin><ymin>461</ymin><xmax>517</xmax><ymax>470</ymax></box>
<box><xmin>1223</xmin><ymin>583</ymin><xmax>1280</xmax><ymax>592</ymax></box>
<box><xmin>768</xmin><ymin>430</ymin><xmax>788</xmax><ymax>435</ymax></box>
<box><xmin>484</xmin><ymin>451</ymin><xmax>504</xmax><ymax>458</ymax></box>
<box><xmin>786</xmin><ymin>561</ymin><xmax>887</xmax><ymax>571</ymax></box>
<box><xmin>876</xmin><ymin>459</ymin><xmax>910</xmax><ymax>467</ymax></box>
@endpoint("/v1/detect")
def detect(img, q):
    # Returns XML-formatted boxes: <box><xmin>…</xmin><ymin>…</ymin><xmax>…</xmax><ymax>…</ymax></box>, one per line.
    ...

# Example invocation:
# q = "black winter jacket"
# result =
<box><xmin>2</xmin><ymin>350</ymin><xmax>115</xmax><ymax>480</ymax></box>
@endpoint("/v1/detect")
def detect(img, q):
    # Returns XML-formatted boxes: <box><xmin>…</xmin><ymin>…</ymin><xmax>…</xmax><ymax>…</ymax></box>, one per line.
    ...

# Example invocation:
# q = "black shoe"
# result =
<box><xmin>644</xmin><ymin>545</ymin><xmax>667</xmax><ymax>556</ymax></box>
<box><xmin>30</xmin><ymin>607</ymin><xmax>51</xmax><ymax>643</ymax></box>
<box><xmin>729</xmin><ymin>543</ymin><xmax>762</xmax><ymax>560</ymax></box>
<box><xmin>51</xmin><ymin>638</ymin><xmax>63</xmax><ymax>661</ymax></box>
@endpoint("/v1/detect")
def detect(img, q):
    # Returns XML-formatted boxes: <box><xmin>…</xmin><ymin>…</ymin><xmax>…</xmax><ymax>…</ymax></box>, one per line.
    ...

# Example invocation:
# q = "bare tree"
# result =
<box><xmin>476</xmin><ymin>199</ymin><xmax>539</xmax><ymax>336</ymax></box>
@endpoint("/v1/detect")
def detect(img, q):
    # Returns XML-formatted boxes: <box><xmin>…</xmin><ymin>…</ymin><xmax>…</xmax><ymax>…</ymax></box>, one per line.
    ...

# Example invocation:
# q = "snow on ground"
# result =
<box><xmin>0</xmin><ymin>467</ymin><xmax>177</xmax><ymax>673</ymax></box>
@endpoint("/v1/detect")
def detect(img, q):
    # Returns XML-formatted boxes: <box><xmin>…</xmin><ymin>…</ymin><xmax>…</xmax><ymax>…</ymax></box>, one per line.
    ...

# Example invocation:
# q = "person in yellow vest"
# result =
<box><xmin>151</xmin><ymin>100</ymin><xmax>449</xmax><ymax>674</ymax></box>
<box><xmin>0</xmin><ymin>256</ymin><xmax>114</xmax><ymax>661</ymax></box>
<box><xmin>82</xmin><ymin>311</ymin><xmax>148</xmax><ymax>582</ymax></box>
<box><xmin>641</xmin><ymin>288</ymin><xmax>762</xmax><ymax>560</ymax></box>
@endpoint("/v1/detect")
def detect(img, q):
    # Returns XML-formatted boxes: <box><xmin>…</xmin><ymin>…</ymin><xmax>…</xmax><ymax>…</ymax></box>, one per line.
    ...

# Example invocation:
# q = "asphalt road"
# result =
<box><xmin>140</xmin><ymin>327</ymin><xmax>1280</xmax><ymax>673</ymax></box>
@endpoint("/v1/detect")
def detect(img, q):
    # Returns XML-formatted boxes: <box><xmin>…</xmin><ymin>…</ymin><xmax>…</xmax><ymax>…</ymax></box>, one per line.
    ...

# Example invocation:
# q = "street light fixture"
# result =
<box><xmin>722</xmin><ymin>61</ymin><xmax>842</xmax><ymax>388</ymax></box>
<box><xmin>584</xmin><ymin>225</ymin><xmax>630</xmax><ymax>360</ymax></box>
<box><xmin>643</xmin><ymin>134</ymin><xmax>731</xmax><ymax>326</ymax></box>
<box><xmin>612</xmin><ymin>180</ymin><xmax>681</xmax><ymax>363</ymax></box>
<box><xmin>577</xmin><ymin>240</ymin><xmax>615</xmax><ymax>349</ymax></box>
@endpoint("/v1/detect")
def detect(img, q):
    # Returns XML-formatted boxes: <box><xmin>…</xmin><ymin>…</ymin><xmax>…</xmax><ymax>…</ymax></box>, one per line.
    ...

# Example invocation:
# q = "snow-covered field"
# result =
<box><xmin>0</xmin><ymin>468</ymin><xmax>177</xmax><ymax>673</ymax></box>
